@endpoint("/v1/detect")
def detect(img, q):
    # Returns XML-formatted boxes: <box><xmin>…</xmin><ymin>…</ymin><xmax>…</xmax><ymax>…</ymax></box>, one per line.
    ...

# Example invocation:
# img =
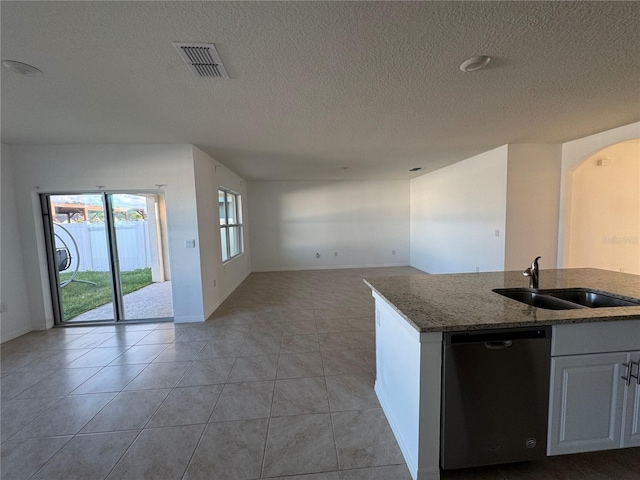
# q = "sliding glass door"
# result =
<box><xmin>44</xmin><ymin>193</ymin><xmax>117</xmax><ymax>322</ymax></box>
<box><xmin>111</xmin><ymin>193</ymin><xmax>173</xmax><ymax>320</ymax></box>
<box><xmin>42</xmin><ymin>192</ymin><xmax>173</xmax><ymax>324</ymax></box>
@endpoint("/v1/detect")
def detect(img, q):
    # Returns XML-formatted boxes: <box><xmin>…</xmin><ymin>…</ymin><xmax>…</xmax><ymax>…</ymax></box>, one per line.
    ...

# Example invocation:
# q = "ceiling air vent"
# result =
<box><xmin>173</xmin><ymin>42</ymin><xmax>229</xmax><ymax>79</ymax></box>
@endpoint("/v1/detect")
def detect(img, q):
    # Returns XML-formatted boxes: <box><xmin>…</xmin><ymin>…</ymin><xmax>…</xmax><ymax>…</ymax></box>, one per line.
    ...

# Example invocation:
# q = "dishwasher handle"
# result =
<box><xmin>485</xmin><ymin>340</ymin><xmax>513</xmax><ymax>349</ymax></box>
<box><xmin>446</xmin><ymin>326</ymin><xmax>551</xmax><ymax>346</ymax></box>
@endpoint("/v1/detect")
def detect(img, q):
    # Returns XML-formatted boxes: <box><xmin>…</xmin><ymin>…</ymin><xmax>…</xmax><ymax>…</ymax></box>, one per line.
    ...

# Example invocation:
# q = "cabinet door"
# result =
<box><xmin>548</xmin><ymin>352</ymin><xmax>627</xmax><ymax>455</ymax></box>
<box><xmin>623</xmin><ymin>351</ymin><xmax>640</xmax><ymax>448</ymax></box>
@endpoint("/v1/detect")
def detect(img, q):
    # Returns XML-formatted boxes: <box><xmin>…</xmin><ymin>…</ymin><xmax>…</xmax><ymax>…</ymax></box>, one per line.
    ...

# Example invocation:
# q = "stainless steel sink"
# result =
<box><xmin>493</xmin><ymin>288</ymin><xmax>640</xmax><ymax>310</ymax></box>
<box><xmin>493</xmin><ymin>289</ymin><xmax>586</xmax><ymax>310</ymax></box>
<box><xmin>543</xmin><ymin>288</ymin><xmax>640</xmax><ymax>308</ymax></box>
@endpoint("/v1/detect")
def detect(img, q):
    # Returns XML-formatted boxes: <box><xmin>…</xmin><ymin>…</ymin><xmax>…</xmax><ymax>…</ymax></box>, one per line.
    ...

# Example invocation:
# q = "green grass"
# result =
<box><xmin>59</xmin><ymin>268</ymin><xmax>152</xmax><ymax>321</ymax></box>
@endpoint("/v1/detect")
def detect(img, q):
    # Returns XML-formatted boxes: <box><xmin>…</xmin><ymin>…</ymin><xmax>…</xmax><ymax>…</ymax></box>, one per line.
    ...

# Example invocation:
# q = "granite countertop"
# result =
<box><xmin>364</xmin><ymin>268</ymin><xmax>640</xmax><ymax>333</ymax></box>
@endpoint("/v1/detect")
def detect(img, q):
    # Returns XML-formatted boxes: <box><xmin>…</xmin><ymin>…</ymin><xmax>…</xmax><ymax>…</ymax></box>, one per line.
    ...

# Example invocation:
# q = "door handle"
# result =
<box><xmin>622</xmin><ymin>362</ymin><xmax>631</xmax><ymax>386</ymax></box>
<box><xmin>622</xmin><ymin>361</ymin><xmax>640</xmax><ymax>386</ymax></box>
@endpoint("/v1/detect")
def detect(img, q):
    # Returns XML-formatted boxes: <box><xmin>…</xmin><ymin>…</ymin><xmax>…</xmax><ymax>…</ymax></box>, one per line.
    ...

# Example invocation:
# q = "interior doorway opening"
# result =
<box><xmin>42</xmin><ymin>191</ymin><xmax>173</xmax><ymax>324</ymax></box>
<box><xmin>564</xmin><ymin>139</ymin><xmax>640</xmax><ymax>275</ymax></box>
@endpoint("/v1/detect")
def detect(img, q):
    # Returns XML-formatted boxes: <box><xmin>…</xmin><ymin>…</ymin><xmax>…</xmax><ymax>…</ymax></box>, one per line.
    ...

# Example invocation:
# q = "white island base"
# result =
<box><xmin>372</xmin><ymin>288</ymin><xmax>640</xmax><ymax>480</ymax></box>
<box><xmin>373</xmin><ymin>291</ymin><xmax>443</xmax><ymax>480</ymax></box>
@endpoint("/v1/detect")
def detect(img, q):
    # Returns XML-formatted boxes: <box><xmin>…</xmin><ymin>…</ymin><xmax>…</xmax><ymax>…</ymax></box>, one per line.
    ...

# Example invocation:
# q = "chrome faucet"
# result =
<box><xmin>523</xmin><ymin>256</ymin><xmax>541</xmax><ymax>289</ymax></box>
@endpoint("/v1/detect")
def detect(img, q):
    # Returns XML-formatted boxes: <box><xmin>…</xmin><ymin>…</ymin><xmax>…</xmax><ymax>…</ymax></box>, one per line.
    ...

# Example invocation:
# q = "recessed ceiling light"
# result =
<box><xmin>2</xmin><ymin>60</ymin><xmax>43</xmax><ymax>77</ymax></box>
<box><xmin>409</xmin><ymin>167</ymin><xmax>422</xmax><ymax>172</ymax></box>
<box><xmin>459</xmin><ymin>55</ymin><xmax>491</xmax><ymax>72</ymax></box>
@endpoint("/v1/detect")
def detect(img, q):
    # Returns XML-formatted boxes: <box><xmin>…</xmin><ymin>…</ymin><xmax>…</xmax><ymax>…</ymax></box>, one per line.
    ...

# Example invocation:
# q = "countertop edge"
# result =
<box><xmin>364</xmin><ymin>270</ymin><xmax>640</xmax><ymax>333</ymax></box>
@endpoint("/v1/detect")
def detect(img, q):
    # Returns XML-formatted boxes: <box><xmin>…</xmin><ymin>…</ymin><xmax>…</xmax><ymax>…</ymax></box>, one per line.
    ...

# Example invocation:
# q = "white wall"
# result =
<box><xmin>558</xmin><ymin>122</ymin><xmax>640</xmax><ymax>267</ymax></box>
<box><xmin>504</xmin><ymin>144</ymin><xmax>562</xmax><ymax>271</ymax></box>
<box><xmin>410</xmin><ymin>146</ymin><xmax>508</xmax><ymax>274</ymax></box>
<box><xmin>1</xmin><ymin>144</ymin><xmax>33</xmax><ymax>341</ymax></box>
<box><xmin>9</xmin><ymin>144</ymin><xmax>205</xmax><ymax>327</ymax></box>
<box><xmin>193</xmin><ymin>147</ymin><xmax>251</xmax><ymax>318</ymax></box>
<box><xmin>248</xmin><ymin>180</ymin><xmax>410</xmax><ymax>271</ymax></box>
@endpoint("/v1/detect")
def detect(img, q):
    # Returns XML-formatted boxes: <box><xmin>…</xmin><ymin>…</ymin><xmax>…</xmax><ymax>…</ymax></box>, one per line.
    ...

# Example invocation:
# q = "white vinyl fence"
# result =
<box><xmin>54</xmin><ymin>221</ymin><xmax>152</xmax><ymax>273</ymax></box>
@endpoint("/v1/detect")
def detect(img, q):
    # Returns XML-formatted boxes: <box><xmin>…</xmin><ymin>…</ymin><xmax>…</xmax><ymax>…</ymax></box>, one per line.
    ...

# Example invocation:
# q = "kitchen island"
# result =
<box><xmin>364</xmin><ymin>268</ymin><xmax>640</xmax><ymax>480</ymax></box>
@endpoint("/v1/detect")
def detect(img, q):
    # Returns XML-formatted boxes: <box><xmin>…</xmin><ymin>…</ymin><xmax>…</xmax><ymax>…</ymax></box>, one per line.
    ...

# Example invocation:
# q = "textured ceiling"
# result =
<box><xmin>1</xmin><ymin>1</ymin><xmax>639</xmax><ymax>180</ymax></box>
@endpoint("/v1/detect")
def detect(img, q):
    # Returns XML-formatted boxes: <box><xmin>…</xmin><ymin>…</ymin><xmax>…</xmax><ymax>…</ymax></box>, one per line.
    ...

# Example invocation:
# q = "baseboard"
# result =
<box><xmin>409</xmin><ymin>261</ymin><xmax>431</xmax><ymax>274</ymax></box>
<box><xmin>415</xmin><ymin>467</ymin><xmax>442</xmax><ymax>480</ymax></box>
<box><xmin>0</xmin><ymin>323</ymin><xmax>32</xmax><ymax>343</ymax></box>
<box><xmin>375</xmin><ymin>381</ymin><xmax>420</xmax><ymax>480</ymax></box>
<box><xmin>174</xmin><ymin>314</ymin><xmax>205</xmax><ymax>324</ymax></box>
<box><xmin>252</xmin><ymin>263</ymin><xmax>410</xmax><ymax>273</ymax></box>
<box><xmin>204</xmin><ymin>269</ymin><xmax>252</xmax><ymax>320</ymax></box>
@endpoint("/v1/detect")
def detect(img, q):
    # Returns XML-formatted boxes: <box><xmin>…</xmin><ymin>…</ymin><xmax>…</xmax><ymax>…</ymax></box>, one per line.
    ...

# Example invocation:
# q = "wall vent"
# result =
<box><xmin>173</xmin><ymin>42</ymin><xmax>229</xmax><ymax>79</ymax></box>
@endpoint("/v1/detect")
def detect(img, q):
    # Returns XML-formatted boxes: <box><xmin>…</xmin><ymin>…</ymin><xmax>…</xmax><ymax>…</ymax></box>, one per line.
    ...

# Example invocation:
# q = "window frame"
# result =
<box><xmin>218</xmin><ymin>188</ymin><xmax>243</xmax><ymax>263</ymax></box>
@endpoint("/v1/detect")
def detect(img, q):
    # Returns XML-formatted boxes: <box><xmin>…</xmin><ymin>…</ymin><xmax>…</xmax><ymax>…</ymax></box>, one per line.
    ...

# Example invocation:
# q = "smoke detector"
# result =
<box><xmin>173</xmin><ymin>42</ymin><xmax>229</xmax><ymax>79</ymax></box>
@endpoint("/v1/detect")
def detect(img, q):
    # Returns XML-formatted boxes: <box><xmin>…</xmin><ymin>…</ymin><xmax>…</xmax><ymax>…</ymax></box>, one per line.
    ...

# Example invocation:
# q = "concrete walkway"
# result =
<box><xmin>69</xmin><ymin>281</ymin><xmax>174</xmax><ymax>322</ymax></box>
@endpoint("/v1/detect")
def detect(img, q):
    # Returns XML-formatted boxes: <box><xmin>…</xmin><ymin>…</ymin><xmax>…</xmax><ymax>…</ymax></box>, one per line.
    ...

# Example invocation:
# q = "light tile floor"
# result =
<box><xmin>2</xmin><ymin>267</ymin><xmax>639</xmax><ymax>480</ymax></box>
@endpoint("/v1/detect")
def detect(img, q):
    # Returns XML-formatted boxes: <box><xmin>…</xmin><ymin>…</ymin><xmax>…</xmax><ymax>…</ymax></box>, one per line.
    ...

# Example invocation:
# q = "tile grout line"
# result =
<box><xmin>137</xmin><ymin>347</ymin><xmax>199</xmax><ymax>429</ymax></box>
<box><xmin>319</xmin><ymin>295</ymin><xmax>344</xmax><ymax>474</ymax></box>
<box><xmin>25</xmin><ymin>434</ymin><xmax>74</xmax><ymax>480</ymax></box>
<box><xmin>95</xmin><ymin>330</ymin><xmax>197</xmax><ymax>479</ymax></box>
<box><xmin>260</xmin><ymin>362</ymin><xmax>279</xmax><ymax>478</ymax></box>
<box><xmin>178</xmin><ymin>422</ymin><xmax>210</xmax><ymax>480</ymax></box>
<box><xmin>101</xmin><ymin>427</ymin><xmax>147</xmax><ymax>479</ymax></box>
<box><xmin>325</xmin><ymin>369</ymin><xmax>343</xmax><ymax>474</ymax></box>
<box><xmin>64</xmin><ymin>337</ymin><xmax>187</xmax><ymax>478</ymax></box>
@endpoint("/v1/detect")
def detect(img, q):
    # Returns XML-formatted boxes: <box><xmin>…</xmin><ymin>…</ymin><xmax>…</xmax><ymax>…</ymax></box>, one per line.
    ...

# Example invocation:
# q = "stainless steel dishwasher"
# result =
<box><xmin>441</xmin><ymin>326</ymin><xmax>551</xmax><ymax>470</ymax></box>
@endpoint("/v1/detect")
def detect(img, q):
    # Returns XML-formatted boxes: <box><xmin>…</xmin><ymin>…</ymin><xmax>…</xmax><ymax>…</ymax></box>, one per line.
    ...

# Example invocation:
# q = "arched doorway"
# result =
<box><xmin>564</xmin><ymin>139</ymin><xmax>639</xmax><ymax>274</ymax></box>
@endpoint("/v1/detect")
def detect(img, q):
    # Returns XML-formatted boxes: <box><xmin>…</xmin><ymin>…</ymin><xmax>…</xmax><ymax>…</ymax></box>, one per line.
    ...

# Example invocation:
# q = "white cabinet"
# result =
<box><xmin>548</xmin><ymin>320</ymin><xmax>640</xmax><ymax>455</ymax></box>
<box><xmin>622</xmin><ymin>351</ymin><xmax>640</xmax><ymax>448</ymax></box>
<box><xmin>548</xmin><ymin>352</ymin><xmax>626</xmax><ymax>454</ymax></box>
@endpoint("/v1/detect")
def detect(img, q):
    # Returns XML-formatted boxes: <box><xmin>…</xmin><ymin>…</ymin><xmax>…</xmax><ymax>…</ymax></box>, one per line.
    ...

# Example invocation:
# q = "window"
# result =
<box><xmin>219</xmin><ymin>188</ymin><xmax>243</xmax><ymax>262</ymax></box>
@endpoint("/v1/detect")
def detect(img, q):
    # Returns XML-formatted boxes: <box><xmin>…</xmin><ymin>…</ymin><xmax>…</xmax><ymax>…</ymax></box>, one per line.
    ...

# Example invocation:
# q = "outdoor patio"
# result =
<box><xmin>68</xmin><ymin>281</ymin><xmax>173</xmax><ymax>322</ymax></box>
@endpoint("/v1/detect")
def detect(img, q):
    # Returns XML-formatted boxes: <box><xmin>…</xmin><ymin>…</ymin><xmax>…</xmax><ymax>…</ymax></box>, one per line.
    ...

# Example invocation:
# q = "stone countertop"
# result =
<box><xmin>364</xmin><ymin>268</ymin><xmax>640</xmax><ymax>333</ymax></box>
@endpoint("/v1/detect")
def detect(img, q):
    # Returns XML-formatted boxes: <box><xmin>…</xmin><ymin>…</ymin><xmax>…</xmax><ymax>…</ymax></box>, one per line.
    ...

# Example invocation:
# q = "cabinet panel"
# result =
<box><xmin>374</xmin><ymin>303</ymin><xmax>422</xmax><ymax>468</ymax></box>
<box><xmin>548</xmin><ymin>353</ymin><xmax>627</xmax><ymax>455</ymax></box>
<box><xmin>623</xmin><ymin>352</ymin><xmax>640</xmax><ymax>448</ymax></box>
<box><xmin>552</xmin><ymin>320</ymin><xmax>640</xmax><ymax>356</ymax></box>
<box><xmin>372</xmin><ymin>292</ymin><xmax>443</xmax><ymax>480</ymax></box>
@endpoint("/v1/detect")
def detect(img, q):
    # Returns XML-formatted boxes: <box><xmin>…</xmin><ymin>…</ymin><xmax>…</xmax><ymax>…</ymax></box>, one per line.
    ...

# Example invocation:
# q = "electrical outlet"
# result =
<box><xmin>0</xmin><ymin>301</ymin><xmax>7</xmax><ymax>313</ymax></box>
<box><xmin>494</xmin><ymin>229</ymin><xmax>500</xmax><ymax>237</ymax></box>
<box><xmin>476</xmin><ymin>267</ymin><xmax>480</xmax><ymax>273</ymax></box>
<box><xmin>392</xmin><ymin>250</ymin><xmax>396</xmax><ymax>255</ymax></box>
